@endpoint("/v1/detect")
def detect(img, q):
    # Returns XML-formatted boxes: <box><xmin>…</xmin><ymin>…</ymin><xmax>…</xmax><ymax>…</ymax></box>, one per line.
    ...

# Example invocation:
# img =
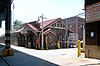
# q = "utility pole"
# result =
<box><xmin>75</xmin><ymin>12</ymin><xmax>85</xmax><ymax>41</ymax></box>
<box><xmin>75</xmin><ymin>16</ymin><xmax>78</xmax><ymax>40</ymax></box>
<box><xmin>39</xmin><ymin>14</ymin><xmax>46</xmax><ymax>49</ymax></box>
<box><xmin>74</xmin><ymin>13</ymin><xmax>85</xmax><ymax>56</ymax></box>
<box><xmin>12</xmin><ymin>3</ymin><xmax>15</xmax><ymax>30</ymax></box>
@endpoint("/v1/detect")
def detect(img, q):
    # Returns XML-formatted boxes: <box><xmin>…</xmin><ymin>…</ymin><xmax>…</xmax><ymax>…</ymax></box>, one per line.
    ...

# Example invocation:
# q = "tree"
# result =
<box><xmin>13</xmin><ymin>19</ymin><xmax>26</xmax><ymax>30</ymax></box>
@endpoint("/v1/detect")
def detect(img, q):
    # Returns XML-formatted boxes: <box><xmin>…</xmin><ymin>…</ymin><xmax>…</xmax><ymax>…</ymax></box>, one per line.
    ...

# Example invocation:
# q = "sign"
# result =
<box><xmin>36</xmin><ymin>37</ymin><xmax>39</xmax><ymax>45</ymax></box>
<box><xmin>69</xmin><ymin>33</ymin><xmax>78</xmax><ymax>40</ymax></box>
<box><xmin>86</xmin><ymin>2</ymin><xmax>100</xmax><ymax>23</ymax></box>
<box><xmin>68</xmin><ymin>33</ymin><xmax>78</xmax><ymax>47</ymax></box>
<box><xmin>90</xmin><ymin>32</ymin><xmax>94</xmax><ymax>37</ymax></box>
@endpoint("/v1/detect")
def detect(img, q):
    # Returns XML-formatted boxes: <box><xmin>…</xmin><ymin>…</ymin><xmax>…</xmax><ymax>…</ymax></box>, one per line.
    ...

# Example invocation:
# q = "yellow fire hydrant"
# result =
<box><xmin>77</xmin><ymin>40</ymin><xmax>81</xmax><ymax>57</ymax></box>
<box><xmin>57</xmin><ymin>40</ymin><xmax>60</xmax><ymax>49</ymax></box>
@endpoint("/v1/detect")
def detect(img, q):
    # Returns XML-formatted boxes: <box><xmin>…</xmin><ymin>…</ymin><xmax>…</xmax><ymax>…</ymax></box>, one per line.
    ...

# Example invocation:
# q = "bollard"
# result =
<box><xmin>2</xmin><ymin>48</ymin><xmax>14</xmax><ymax>57</ymax></box>
<box><xmin>77</xmin><ymin>40</ymin><xmax>81</xmax><ymax>57</ymax></box>
<box><xmin>46</xmin><ymin>37</ymin><xmax>48</xmax><ymax>50</ymax></box>
<box><xmin>57</xmin><ymin>41</ymin><xmax>60</xmax><ymax>49</ymax></box>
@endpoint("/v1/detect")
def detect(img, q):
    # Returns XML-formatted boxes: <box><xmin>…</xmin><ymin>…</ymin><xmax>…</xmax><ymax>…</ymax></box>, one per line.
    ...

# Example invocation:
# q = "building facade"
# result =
<box><xmin>63</xmin><ymin>17</ymin><xmax>85</xmax><ymax>40</ymax></box>
<box><xmin>85</xmin><ymin>0</ymin><xmax>100</xmax><ymax>59</ymax></box>
<box><xmin>14</xmin><ymin>18</ymin><xmax>68</xmax><ymax>49</ymax></box>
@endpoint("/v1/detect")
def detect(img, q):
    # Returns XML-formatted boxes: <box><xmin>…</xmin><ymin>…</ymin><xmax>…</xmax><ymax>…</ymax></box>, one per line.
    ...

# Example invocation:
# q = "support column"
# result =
<box><xmin>82</xmin><ymin>26</ymin><xmax>85</xmax><ymax>52</ymax></box>
<box><xmin>0</xmin><ymin>20</ymin><xmax>2</xmax><ymax>28</ymax></box>
<box><xmin>2</xmin><ymin>0</ymin><xmax>14</xmax><ymax>57</ymax></box>
<box><xmin>5</xmin><ymin>0</ymin><xmax>11</xmax><ymax>49</ymax></box>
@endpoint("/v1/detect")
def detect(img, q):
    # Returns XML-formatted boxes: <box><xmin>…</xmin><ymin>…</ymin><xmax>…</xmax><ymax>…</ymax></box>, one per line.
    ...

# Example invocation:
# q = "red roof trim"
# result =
<box><xmin>44</xmin><ymin>29</ymin><xmax>56</xmax><ymax>35</ymax></box>
<box><xmin>40</xmin><ymin>18</ymin><xmax>60</xmax><ymax>29</ymax></box>
<box><xmin>15</xmin><ymin>26</ymin><xmax>25</xmax><ymax>33</ymax></box>
<box><xmin>27</xmin><ymin>23</ymin><xmax>38</xmax><ymax>31</ymax></box>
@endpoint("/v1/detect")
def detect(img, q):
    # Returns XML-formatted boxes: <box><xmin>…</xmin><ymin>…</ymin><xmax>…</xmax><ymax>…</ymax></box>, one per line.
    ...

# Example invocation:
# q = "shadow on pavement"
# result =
<box><xmin>80</xmin><ymin>63</ymin><xmax>100</xmax><ymax>66</ymax></box>
<box><xmin>0</xmin><ymin>44</ymin><xmax>59</xmax><ymax>66</ymax></box>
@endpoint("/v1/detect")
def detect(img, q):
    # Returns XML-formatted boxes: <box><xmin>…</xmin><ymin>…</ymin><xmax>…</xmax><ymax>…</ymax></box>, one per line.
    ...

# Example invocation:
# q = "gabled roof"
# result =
<box><xmin>15</xmin><ymin>23</ymin><xmax>38</xmax><ymax>33</ymax></box>
<box><xmin>44</xmin><ymin>29</ymin><xmax>56</xmax><ymax>36</ymax></box>
<box><xmin>16</xmin><ymin>18</ymin><xmax>65</xmax><ymax>32</ymax></box>
<box><xmin>40</xmin><ymin>18</ymin><xmax>60</xmax><ymax>28</ymax></box>
<box><xmin>15</xmin><ymin>26</ymin><xmax>25</xmax><ymax>33</ymax></box>
<box><xmin>27</xmin><ymin>23</ymin><xmax>38</xmax><ymax>31</ymax></box>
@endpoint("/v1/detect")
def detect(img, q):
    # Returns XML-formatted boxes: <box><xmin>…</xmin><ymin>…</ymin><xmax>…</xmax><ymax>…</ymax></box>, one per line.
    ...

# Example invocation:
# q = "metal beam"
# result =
<box><xmin>5</xmin><ymin>0</ymin><xmax>11</xmax><ymax>48</ymax></box>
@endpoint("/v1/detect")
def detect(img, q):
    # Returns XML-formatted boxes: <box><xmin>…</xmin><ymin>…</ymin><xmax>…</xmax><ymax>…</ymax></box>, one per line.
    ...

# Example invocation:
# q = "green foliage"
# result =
<box><xmin>13</xmin><ymin>19</ymin><xmax>26</xmax><ymax>30</ymax></box>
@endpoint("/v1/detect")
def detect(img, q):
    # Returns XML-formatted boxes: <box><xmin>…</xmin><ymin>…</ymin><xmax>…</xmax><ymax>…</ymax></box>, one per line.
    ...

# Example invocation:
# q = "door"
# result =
<box><xmin>18</xmin><ymin>34</ymin><xmax>25</xmax><ymax>46</ymax></box>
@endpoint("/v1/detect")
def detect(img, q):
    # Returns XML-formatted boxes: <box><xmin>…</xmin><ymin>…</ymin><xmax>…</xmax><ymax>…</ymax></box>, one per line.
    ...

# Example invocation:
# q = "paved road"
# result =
<box><xmin>0</xmin><ymin>43</ymin><xmax>58</xmax><ymax>66</ymax></box>
<box><xmin>0</xmin><ymin>43</ymin><xmax>100</xmax><ymax>66</ymax></box>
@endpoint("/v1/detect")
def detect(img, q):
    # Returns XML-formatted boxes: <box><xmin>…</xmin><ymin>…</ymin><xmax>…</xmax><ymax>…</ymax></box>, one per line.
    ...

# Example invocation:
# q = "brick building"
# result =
<box><xmin>63</xmin><ymin>17</ymin><xmax>85</xmax><ymax>40</ymax></box>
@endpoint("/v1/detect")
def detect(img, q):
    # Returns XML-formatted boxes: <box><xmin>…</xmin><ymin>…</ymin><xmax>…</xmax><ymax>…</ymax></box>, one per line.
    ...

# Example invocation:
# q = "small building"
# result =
<box><xmin>85</xmin><ymin>0</ymin><xmax>100</xmax><ymax>59</ymax></box>
<box><xmin>15</xmin><ymin>18</ymin><xmax>68</xmax><ymax>49</ymax></box>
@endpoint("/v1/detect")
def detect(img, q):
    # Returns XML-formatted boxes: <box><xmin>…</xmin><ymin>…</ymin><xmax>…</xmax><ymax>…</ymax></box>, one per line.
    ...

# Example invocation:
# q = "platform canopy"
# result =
<box><xmin>0</xmin><ymin>0</ymin><xmax>6</xmax><ymax>20</ymax></box>
<box><xmin>85</xmin><ymin>0</ymin><xmax>99</xmax><ymax>6</ymax></box>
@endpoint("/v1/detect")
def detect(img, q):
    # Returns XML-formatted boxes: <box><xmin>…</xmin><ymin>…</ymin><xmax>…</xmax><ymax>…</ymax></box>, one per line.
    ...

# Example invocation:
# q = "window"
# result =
<box><xmin>49</xmin><ymin>36</ymin><xmax>52</xmax><ymax>42</ymax></box>
<box><xmin>79</xmin><ymin>25</ymin><xmax>83</xmax><ymax>28</ymax></box>
<box><xmin>69</xmin><ymin>25</ymin><xmax>72</xmax><ymax>28</ymax></box>
<box><xmin>57</xmin><ymin>23</ymin><xmax>60</xmax><ymax>27</ymax></box>
<box><xmin>61</xmin><ymin>24</ymin><xmax>62</xmax><ymax>27</ymax></box>
<box><xmin>80</xmin><ymin>25</ymin><xmax>83</xmax><ymax>28</ymax></box>
<box><xmin>90</xmin><ymin>32</ymin><xmax>94</xmax><ymax>37</ymax></box>
<box><xmin>90</xmin><ymin>32</ymin><xmax>94</xmax><ymax>39</ymax></box>
<box><xmin>54</xmin><ymin>23</ymin><xmax>56</xmax><ymax>27</ymax></box>
<box><xmin>61</xmin><ymin>24</ymin><xmax>64</xmax><ymax>28</ymax></box>
<box><xmin>52</xmin><ymin>23</ymin><xmax>56</xmax><ymax>27</ymax></box>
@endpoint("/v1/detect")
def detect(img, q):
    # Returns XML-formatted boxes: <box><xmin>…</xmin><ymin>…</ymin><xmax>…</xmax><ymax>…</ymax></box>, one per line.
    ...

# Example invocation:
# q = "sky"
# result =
<box><xmin>0</xmin><ymin>0</ymin><xmax>84</xmax><ymax>36</ymax></box>
<box><xmin>13</xmin><ymin>0</ymin><xmax>85</xmax><ymax>22</ymax></box>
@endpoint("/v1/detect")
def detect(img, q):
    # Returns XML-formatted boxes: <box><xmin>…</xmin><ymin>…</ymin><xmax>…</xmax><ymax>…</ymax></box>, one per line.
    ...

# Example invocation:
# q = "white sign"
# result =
<box><xmin>68</xmin><ymin>33</ymin><xmax>78</xmax><ymax>47</ymax></box>
<box><xmin>90</xmin><ymin>32</ymin><xmax>94</xmax><ymax>37</ymax></box>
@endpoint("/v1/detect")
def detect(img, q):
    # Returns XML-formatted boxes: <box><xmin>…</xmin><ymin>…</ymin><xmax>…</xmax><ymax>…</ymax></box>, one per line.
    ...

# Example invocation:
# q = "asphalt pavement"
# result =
<box><xmin>0</xmin><ymin>43</ymin><xmax>100</xmax><ymax>66</ymax></box>
<box><xmin>0</xmin><ymin>43</ymin><xmax>58</xmax><ymax>66</ymax></box>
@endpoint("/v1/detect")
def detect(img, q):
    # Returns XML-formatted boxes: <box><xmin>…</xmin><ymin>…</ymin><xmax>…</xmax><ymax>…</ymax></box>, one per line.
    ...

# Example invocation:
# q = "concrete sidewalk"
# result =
<box><xmin>11</xmin><ymin>45</ymin><xmax>100</xmax><ymax>66</ymax></box>
<box><xmin>0</xmin><ymin>43</ymin><xmax>100</xmax><ymax>66</ymax></box>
